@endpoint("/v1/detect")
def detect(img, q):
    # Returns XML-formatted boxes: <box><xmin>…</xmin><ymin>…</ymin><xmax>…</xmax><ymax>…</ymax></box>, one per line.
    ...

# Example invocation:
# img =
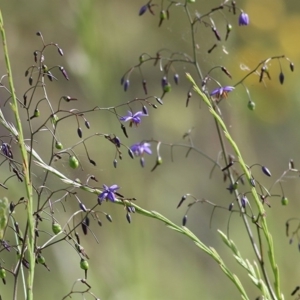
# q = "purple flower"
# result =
<box><xmin>210</xmin><ymin>86</ymin><xmax>235</xmax><ymax>100</ymax></box>
<box><xmin>98</xmin><ymin>184</ymin><xmax>119</xmax><ymax>203</ymax></box>
<box><xmin>130</xmin><ymin>142</ymin><xmax>152</xmax><ymax>156</ymax></box>
<box><xmin>239</xmin><ymin>12</ymin><xmax>249</xmax><ymax>26</ymax></box>
<box><xmin>120</xmin><ymin>111</ymin><xmax>147</xmax><ymax>127</ymax></box>
<box><xmin>139</xmin><ymin>5</ymin><xmax>148</xmax><ymax>16</ymax></box>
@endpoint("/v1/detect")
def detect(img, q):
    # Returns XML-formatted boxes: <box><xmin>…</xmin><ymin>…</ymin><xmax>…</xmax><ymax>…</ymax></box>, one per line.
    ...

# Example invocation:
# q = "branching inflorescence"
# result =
<box><xmin>0</xmin><ymin>1</ymin><xmax>298</xmax><ymax>300</ymax></box>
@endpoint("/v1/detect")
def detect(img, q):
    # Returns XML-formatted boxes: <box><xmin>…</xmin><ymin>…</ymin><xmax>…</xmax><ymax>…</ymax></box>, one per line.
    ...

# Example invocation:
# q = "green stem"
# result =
<box><xmin>187</xmin><ymin>73</ymin><xmax>281</xmax><ymax>300</ymax></box>
<box><xmin>0</xmin><ymin>9</ymin><xmax>35</xmax><ymax>300</ymax></box>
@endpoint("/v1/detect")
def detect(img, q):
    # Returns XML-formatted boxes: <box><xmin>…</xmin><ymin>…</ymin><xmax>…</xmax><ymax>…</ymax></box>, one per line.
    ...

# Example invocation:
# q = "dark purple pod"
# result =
<box><xmin>29</xmin><ymin>76</ymin><xmax>33</xmax><ymax>85</ymax></box>
<box><xmin>126</xmin><ymin>213</ymin><xmax>131</xmax><ymax>223</ymax></box>
<box><xmin>124</xmin><ymin>79</ymin><xmax>130</xmax><ymax>91</ymax></box>
<box><xmin>241</xmin><ymin>196</ymin><xmax>248</xmax><ymax>208</ymax></box>
<box><xmin>279</xmin><ymin>72</ymin><xmax>284</xmax><ymax>85</ymax></box>
<box><xmin>131</xmin><ymin>206</ymin><xmax>136</xmax><ymax>213</ymax></box>
<box><xmin>23</xmin><ymin>94</ymin><xmax>27</xmax><ymax>106</ymax></box>
<box><xmin>142</xmin><ymin>79</ymin><xmax>148</xmax><ymax>95</ymax></box>
<box><xmin>77</xmin><ymin>127</ymin><xmax>82</xmax><ymax>138</ymax></box>
<box><xmin>139</xmin><ymin>5</ymin><xmax>147</xmax><ymax>16</ymax></box>
<box><xmin>161</xmin><ymin>76</ymin><xmax>168</xmax><ymax>88</ymax></box>
<box><xmin>121</xmin><ymin>124</ymin><xmax>128</xmax><ymax>138</ymax></box>
<box><xmin>177</xmin><ymin>195</ymin><xmax>187</xmax><ymax>208</ymax></box>
<box><xmin>140</xmin><ymin>157</ymin><xmax>145</xmax><ymax>168</ymax></box>
<box><xmin>152</xmin><ymin>104</ymin><xmax>158</xmax><ymax>109</ymax></box>
<box><xmin>155</xmin><ymin>97</ymin><xmax>163</xmax><ymax>105</ymax></box>
<box><xmin>58</xmin><ymin>47</ymin><xmax>64</xmax><ymax>56</ymax></box>
<box><xmin>9</xmin><ymin>202</ymin><xmax>15</xmax><ymax>213</ymax></box>
<box><xmin>113</xmin><ymin>159</ymin><xmax>118</xmax><ymax>168</ymax></box>
<box><xmin>182</xmin><ymin>215</ymin><xmax>187</xmax><ymax>226</ymax></box>
<box><xmin>59</xmin><ymin>66</ymin><xmax>69</xmax><ymax>80</ymax></box>
<box><xmin>142</xmin><ymin>105</ymin><xmax>148</xmax><ymax>115</ymax></box>
<box><xmin>212</xmin><ymin>27</ymin><xmax>221</xmax><ymax>41</ymax></box>
<box><xmin>89</xmin><ymin>159</ymin><xmax>96</xmax><ymax>166</ymax></box>
<box><xmin>113</xmin><ymin>136</ymin><xmax>121</xmax><ymax>148</ymax></box>
<box><xmin>25</xmin><ymin>70</ymin><xmax>29</xmax><ymax>77</ymax></box>
<box><xmin>128</xmin><ymin>148</ymin><xmax>134</xmax><ymax>159</ymax></box>
<box><xmin>290</xmin><ymin>62</ymin><xmax>294</xmax><ymax>72</ymax></box>
<box><xmin>80</xmin><ymin>203</ymin><xmax>87</xmax><ymax>212</ymax></box>
<box><xmin>85</xmin><ymin>120</ymin><xmax>90</xmax><ymax>129</ymax></box>
<box><xmin>262</xmin><ymin>166</ymin><xmax>272</xmax><ymax>177</ymax></box>
<box><xmin>228</xmin><ymin>202</ymin><xmax>234</xmax><ymax>211</ymax></box>
<box><xmin>221</xmin><ymin>66</ymin><xmax>232</xmax><ymax>79</ymax></box>
<box><xmin>106</xmin><ymin>214</ymin><xmax>113</xmax><ymax>222</ymax></box>
<box><xmin>33</xmin><ymin>51</ymin><xmax>38</xmax><ymax>63</ymax></box>
<box><xmin>174</xmin><ymin>74</ymin><xmax>179</xmax><ymax>85</ymax></box>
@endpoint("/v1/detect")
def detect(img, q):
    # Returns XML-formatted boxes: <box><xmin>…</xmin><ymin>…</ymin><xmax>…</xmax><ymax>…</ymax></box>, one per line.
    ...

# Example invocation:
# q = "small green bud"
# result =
<box><xmin>248</xmin><ymin>101</ymin><xmax>255</xmax><ymax>111</ymax></box>
<box><xmin>37</xmin><ymin>255</ymin><xmax>46</xmax><ymax>264</ymax></box>
<box><xmin>69</xmin><ymin>155</ymin><xmax>79</xmax><ymax>169</ymax></box>
<box><xmin>163</xmin><ymin>83</ymin><xmax>171</xmax><ymax>93</ymax></box>
<box><xmin>55</xmin><ymin>141</ymin><xmax>63</xmax><ymax>150</ymax></box>
<box><xmin>34</xmin><ymin>109</ymin><xmax>40</xmax><ymax>118</ymax></box>
<box><xmin>80</xmin><ymin>259</ymin><xmax>89</xmax><ymax>271</ymax></box>
<box><xmin>51</xmin><ymin>114</ymin><xmax>59</xmax><ymax>125</ymax></box>
<box><xmin>52</xmin><ymin>222</ymin><xmax>62</xmax><ymax>234</ymax></box>
<box><xmin>281</xmin><ymin>197</ymin><xmax>288</xmax><ymax>206</ymax></box>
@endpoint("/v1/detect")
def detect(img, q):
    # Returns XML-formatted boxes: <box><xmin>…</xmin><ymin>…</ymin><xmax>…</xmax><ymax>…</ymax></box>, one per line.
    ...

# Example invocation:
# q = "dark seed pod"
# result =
<box><xmin>47</xmin><ymin>71</ymin><xmax>53</xmax><ymax>81</ymax></box>
<box><xmin>221</xmin><ymin>66</ymin><xmax>232</xmax><ymax>79</ymax></box>
<box><xmin>142</xmin><ymin>79</ymin><xmax>147</xmax><ymax>95</ymax></box>
<box><xmin>124</xmin><ymin>79</ymin><xmax>130</xmax><ymax>91</ymax></box>
<box><xmin>106</xmin><ymin>214</ymin><xmax>113</xmax><ymax>222</ymax></box>
<box><xmin>58</xmin><ymin>47</ymin><xmax>64</xmax><ymax>56</ymax></box>
<box><xmin>120</xmin><ymin>76</ymin><xmax>125</xmax><ymax>85</ymax></box>
<box><xmin>98</xmin><ymin>220</ymin><xmax>102</xmax><ymax>226</ymax></box>
<box><xmin>142</xmin><ymin>105</ymin><xmax>148</xmax><ymax>115</ymax></box>
<box><xmin>139</xmin><ymin>5</ymin><xmax>148</xmax><ymax>16</ymax></box>
<box><xmin>25</xmin><ymin>70</ymin><xmax>29</xmax><ymax>77</ymax></box>
<box><xmin>121</xmin><ymin>124</ymin><xmax>128</xmax><ymax>138</ymax></box>
<box><xmin>155</xmin><ymin>97</ymin><xmax>163</xmax><ymax>105</ymax></box>
<box><xmin>290</xmin><ymin>62</ymin><xmax>294</xmax><ymax>72</ymax></box>
<box><xmin>89</xmin><ymin>159</ymin><xmax>96</xmax><ymax>166</ymax></box>
<box><xmin>127</xmin><ymin>206</ymin><xmax>132</xmax><ymax>213</ymax></box>
<box><xmin>152</xmin><ymin>104</ymin><xmax>158</xmax><ymax>109</ymax></box>
<box><xmin>128</xmin><ymin>148</ymin><xmax>134</xmax><ymax>159</ymax></box>
<box><xmin>250</xmin><ymin>178</ymin><xmax>256</xmax><ymax>187</ymax></box>
<box><xmin>36</xmin><ymin>31</ymin><xmax>42</xmax><ymax>36</ymax></box>
<box><xmin>80</xmin><ymin>203</ymin><xmax>87</xmax><ymax>212</ymax></box>
<box><xmin>126</xmin><ymin>213</ymin><xmax>131</xmax><ymax>223</ymax></box>
<box><xmin>228</xmin><ymin>203</ymin><xmax>234</xmax><ymax>211</ymax></box>
<box><xmin>85</xmin><ymin>120</ymin><xmax>90</xmax><ymax>129</ymax></box>
<box><xmin>113</xmin><ymin>136</ymin><xmax>121</xmax><ymax>147</ymax></box>
<box><xmin>113</xmin><ymin>159</ymin><xmax>117</xmax><ymax>168</ymax></box>
<box><xmin>279</xmin><ymin>72</ymin><xmax>284</xmax><ymax>85</ymax></box>
<box><xmin>29</xmin><ymin>76</ymin><xmax>33</xmax><ymax>85</ymax></box>
<box><xmin>77</xmin><ymin>127</ymin><xmax>82</xmax><ymax>138</ymax></box>
<box><xmin>131</xmin><ymin>206</ymin><xmax>136</xmax><ymax>213</ymax></box>
<box><xmin>291</xmin><ymin>286</ymin><xmax>300</xmax><ymax>296</ymax></box>
<box><xmin>59</xmin><ymin>66</ymin><xmax>69</xmax><ymax>80</ymax></box>
<box><xmin>241</xmin><ymin>196</ymin><xmax>248</xmax><ymax>208</ymax></box>
<box><xmin>140</xmin><ymin>157</ymin><xmax>145</xmax><ymax>167</ymax></box>
<box><xmin>212</xmin><ymin>27</ymin><xmax>221</xmax><ymax>41</ymax></box>
<box><xmin>33</xmin><ymin>51</ymin><xmax>38</xmax><ymax>63</ymax></box>
<box><xmin>182</xmin><ymin>215</ymin><xmax>187</xmax><ymax>226</ymax></box>
<box><xmin>174</xmin><ymin>74</ymin><xmax>179</xmax><ymax>85</ymax></box>
<box><xmin>208</xmin><ymin>44</ymin><xmax>217</xmax><ymax>54</ymax></box>
<box><xmin>262</xmin><ymin>166</ymin><xmax>272</xmax><ymax>177</ymax></box>
<box><xmin>177</xmin><ymin>195</ymin><xmax>187</xmax><ymax>209</ymax></box>
<box><xmin>9</xmin><ymin>202</ymin><xmax>15</xmax><ymax>213</ymax></box>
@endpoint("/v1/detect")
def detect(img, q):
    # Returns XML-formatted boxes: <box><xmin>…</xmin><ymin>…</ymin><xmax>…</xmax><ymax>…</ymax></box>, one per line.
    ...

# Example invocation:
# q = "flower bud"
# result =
<box><xmin>124</xmin><ymin>79</ymin><xmax>130</xmax><ymax>91</ymax></box>
<box><xmin>174</xmin><ymin>74</ymin><xmax>179</xmax><ymax>85</ymax></box>
<box><xmin>52</xmin><ymin>222</ymin><xmax>62</xmax><ymax>234</ymax></box>
<box><xmin>281</xmin><ymin>196</ymin><xmax>288</xmax><ymax>206</ymax></box>
<box><xmin>248</xmin><ymin>101</ymin><xmax>255</xmax><ymax>111</ymax></box>
<box><xmin>77</xmin><ymin>127</ymin><xmax>83</xmax><ymax>138</ymax></box>
<box><xmin>55</xmin><ymin>141</ymin><xmax>63</xmax><ymax>150</ymax></box>
<box><xmin>262</xmin><ymin>166</ymin><xmax>272</xmax><ymax>177</ymax></box>
<box><xmin>80</xmin><ymin>259</ymin><xmax>89</xmax><ymax>271</ymax></box>
<box><xmin>69</xmin><ymin>155</ymin><xmax>79</xmax><ymax>169</ymax></box>
<box><xmin>126</xmin><ymin>212</ymin><xmax>131</xmax><ymax>223</ymax></box>
<box><xmin>182</xmin><ymin>215</ymin><xmax>187</xmax><ymax>226</ymax></box>
<box><xmin>0</xmin><ymin>268</ymin><xmax>6</xmax><ymax>284</ymax></box>
<box><xmin>59</xmin><ymin>66</ymin><xmax>69</xmax><ymax>80</ymax></box>
<box><xmin>290</xmin><ymin>62</ymin><xmax>294</xmax><ymax>72</ymax></box>
<box><xmin>279</xmin><ymin>72</ymin><xmax>284</xmax><ymax>85</ymax></box>
<box><xmin>139</xmin><ymin>5</ymin><xmax>148</xmax><ymax>16</ymax></box>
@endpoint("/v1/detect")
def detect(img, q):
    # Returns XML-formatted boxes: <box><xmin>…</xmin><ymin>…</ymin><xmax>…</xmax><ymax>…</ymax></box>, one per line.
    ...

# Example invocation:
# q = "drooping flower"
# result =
<box><xmin>130</xmin><ymin>142</ymin><xmax>152</xmax><ymax>156</ymax></box>
<box><xmin>120</xmin><ymin>111</ymin><xmax>147</xmax><ymax>127</ymax></box>
<box><xmin>130</xmin><ymin>142</ymin><xmax>152</xmax><ymax>167</ymax></box>
<box><xmin>98</xmin><ymin>184</ymin><xmax>119</xmax><ymax>203</ymax></box>
<box><xmin>239</xmin><ymin>12</ymin><xmax>249</xmax><ymax>26</ymax></box>
<box><xmin>210</xmin><ymin>86</ymin><xmax>235</xmax><ymax>100</ymax></box>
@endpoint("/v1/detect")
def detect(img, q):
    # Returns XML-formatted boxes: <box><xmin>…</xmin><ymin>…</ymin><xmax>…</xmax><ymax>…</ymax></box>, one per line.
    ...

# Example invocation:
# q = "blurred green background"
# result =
<box><xmin>1</xmin><ymin>0</ymin><xmax>300</xmax><ymax>299</ymax></box>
